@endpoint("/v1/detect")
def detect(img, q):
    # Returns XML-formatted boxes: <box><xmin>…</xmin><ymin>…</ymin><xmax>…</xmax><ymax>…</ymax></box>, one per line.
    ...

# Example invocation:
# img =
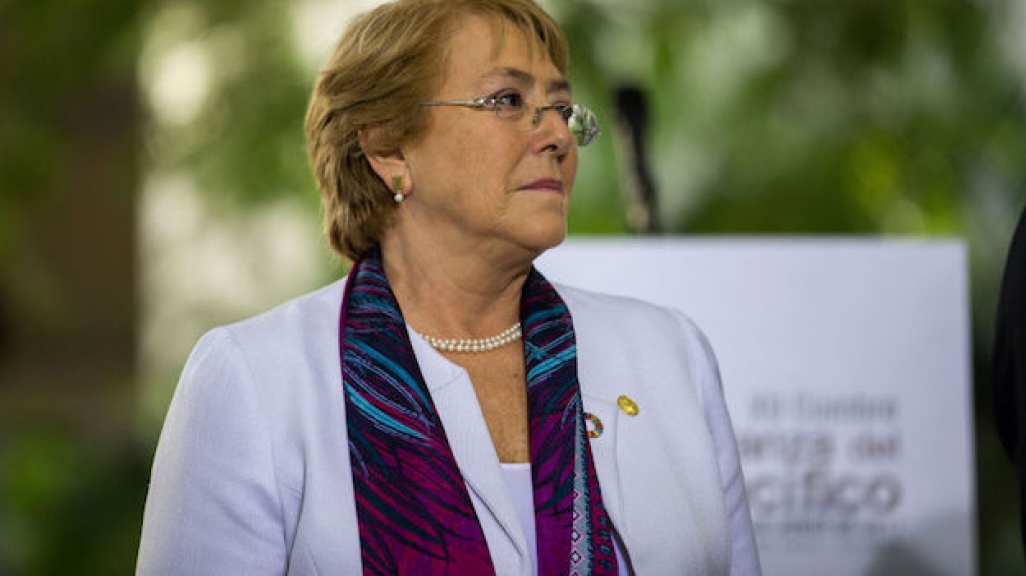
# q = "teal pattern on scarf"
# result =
<box><xmin>340</xmin><ymin>247</ymin><xmax>618</xmax><ymax>575</ymax></box>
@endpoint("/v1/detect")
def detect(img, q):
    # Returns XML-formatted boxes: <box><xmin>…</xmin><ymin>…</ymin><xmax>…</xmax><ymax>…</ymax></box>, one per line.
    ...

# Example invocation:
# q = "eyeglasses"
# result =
<box><xmin>423</xmin><ymin>94</ymin><xmax>600</xmax><ymax>147</ymax></box>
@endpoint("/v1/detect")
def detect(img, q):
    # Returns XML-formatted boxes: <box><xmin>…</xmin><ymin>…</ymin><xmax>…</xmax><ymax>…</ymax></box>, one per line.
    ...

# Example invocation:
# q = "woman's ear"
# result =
<box><xmin>360</xmin><ymin>128</ymin><xmax>411</xmax><ymax>196</ymax></box>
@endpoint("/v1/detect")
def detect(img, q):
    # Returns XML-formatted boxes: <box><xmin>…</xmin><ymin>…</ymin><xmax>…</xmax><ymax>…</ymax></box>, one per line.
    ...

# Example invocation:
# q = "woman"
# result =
<box><xmin>137</xmin><ymin>0</ymin><xmax>760</xmax><ymax>574</ymax></box>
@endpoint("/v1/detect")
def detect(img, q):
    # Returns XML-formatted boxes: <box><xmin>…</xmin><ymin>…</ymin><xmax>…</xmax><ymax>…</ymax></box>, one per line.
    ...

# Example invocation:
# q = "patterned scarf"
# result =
<box><xmin>340</xmin><ymin>247</ymin><xmax>618</xmax><ymax>575</ymax></box>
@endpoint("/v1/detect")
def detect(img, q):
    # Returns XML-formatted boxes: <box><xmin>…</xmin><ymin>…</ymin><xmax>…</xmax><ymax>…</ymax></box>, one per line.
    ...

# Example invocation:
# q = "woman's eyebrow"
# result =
<box><xmin>482</xmin><ymin>67</ymin><xmax>572</xmax><ymax>94</ymax></box>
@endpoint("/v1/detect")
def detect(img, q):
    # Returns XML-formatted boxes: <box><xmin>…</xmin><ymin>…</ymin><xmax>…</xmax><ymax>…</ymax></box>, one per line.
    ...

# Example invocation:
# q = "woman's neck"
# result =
<box><xmin>379</xmin><ymin>233</ymin><xmax>533</xmax><ymax>339</ymax></box>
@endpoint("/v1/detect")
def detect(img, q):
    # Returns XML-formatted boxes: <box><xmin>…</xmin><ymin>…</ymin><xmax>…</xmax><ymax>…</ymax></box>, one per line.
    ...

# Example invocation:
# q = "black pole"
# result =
<box><xmin>613</xmin><ymin>85</ymin><xmax>660</xmax><ymax>234</ymax></box>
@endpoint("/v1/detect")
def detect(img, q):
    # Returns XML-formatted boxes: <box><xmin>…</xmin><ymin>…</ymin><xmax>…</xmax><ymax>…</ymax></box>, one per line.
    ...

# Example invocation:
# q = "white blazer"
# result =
<box><xmin>137</xmin><ymin>279</ymin><xmax>761</xmax><ymax>575</ymax></box>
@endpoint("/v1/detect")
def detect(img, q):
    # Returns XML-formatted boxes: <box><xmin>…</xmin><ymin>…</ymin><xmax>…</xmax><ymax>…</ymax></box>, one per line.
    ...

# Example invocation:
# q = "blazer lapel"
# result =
<box><xmin>580</xmin><ymin>393</ymin><xmax>626</xmax><ymax>530</ymax></box>
<box><xmin>578</xmin><ymin>346</ymin><xmax>634</xmax><ymax>569</ymax></box>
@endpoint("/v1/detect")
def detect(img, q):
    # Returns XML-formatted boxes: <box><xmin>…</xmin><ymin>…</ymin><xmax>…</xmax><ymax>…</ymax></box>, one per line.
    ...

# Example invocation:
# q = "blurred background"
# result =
<box><xmin>1</xmin><ymin>0</ymin><xmax>1025</xmax><ymax>573</ymax></box>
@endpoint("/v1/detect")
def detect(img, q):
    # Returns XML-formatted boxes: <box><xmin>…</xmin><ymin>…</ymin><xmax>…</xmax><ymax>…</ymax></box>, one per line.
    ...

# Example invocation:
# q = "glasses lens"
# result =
<box><xmin>488</xmin><ymin>100</ymin><xmax>599</xmax><ymax>146</ymax></box>
<box><xmin>491</xmin><ymin>100</ymin><xmax>526</xmax><ymax>122</ymax></box>
<box><xmin>568</xmin><ymin>104</ymin><xmax>600</xmax><ymax>147</ymax></box>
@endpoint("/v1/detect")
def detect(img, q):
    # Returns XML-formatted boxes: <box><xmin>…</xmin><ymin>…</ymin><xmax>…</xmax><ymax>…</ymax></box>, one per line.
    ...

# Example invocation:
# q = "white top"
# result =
<box><xmin>499</xmin><ymin>462</ymin><xmax>630</xmax><ymax>576</ymax></box>
<box><xmin>137</xmin><ymin>278</ymin><xmax>762</xmax><ymax>575</ymax></box>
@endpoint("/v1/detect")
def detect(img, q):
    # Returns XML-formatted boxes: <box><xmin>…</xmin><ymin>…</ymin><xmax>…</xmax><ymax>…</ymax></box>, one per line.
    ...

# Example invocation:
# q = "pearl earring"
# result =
<box><xmin>391</xmin><ymin>176</ymin><xmax>405</xmax><ymax>203</ymax></box>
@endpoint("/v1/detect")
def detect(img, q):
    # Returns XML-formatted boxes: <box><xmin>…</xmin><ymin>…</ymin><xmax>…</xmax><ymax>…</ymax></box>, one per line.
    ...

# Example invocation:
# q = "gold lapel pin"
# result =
<box><xmin>617</xmin><ymin>395</ymin><xmax>639</xmax><ymax>417</ymax></box>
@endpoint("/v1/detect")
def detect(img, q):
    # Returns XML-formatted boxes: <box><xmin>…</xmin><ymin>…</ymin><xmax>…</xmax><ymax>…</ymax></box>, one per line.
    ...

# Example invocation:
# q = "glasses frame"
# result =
<box><xmin>422</xmin><ymin>97</ymin><xmax>600</xmax><ymax>147</ymax></box>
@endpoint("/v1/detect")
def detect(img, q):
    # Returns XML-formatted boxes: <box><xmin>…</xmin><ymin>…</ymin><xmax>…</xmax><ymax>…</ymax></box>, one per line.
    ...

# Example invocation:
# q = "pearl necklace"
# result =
<box><xmin>417</xmin><ymin>322</ymin><xmax>522</xmax><ymax>354</ymax></box>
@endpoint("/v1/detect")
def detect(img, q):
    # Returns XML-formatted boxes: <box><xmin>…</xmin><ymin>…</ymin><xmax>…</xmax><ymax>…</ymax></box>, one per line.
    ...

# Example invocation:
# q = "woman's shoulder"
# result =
<box><xmin>174</xmin><ymin>278</ymin><xmax>348</xmax><ymax>437</ymax></box>
<box><xmin>218</xmin><ymin>278</ymin><xmax>345</xmax><ymax>348</ymax></box>
<box><xmin>553</xmin><ymin>282</ymin><xmax>719</xmax><ymax>393</ymax></box>
<box><xmin>553</xmin><ymin>282</ymin><xmax>705</xmax><ymax>340</ymax></box>
<box><xmin>183</xmin><ymin>278</ymin><xmax>346</xmax><ymax>379</ymax></box>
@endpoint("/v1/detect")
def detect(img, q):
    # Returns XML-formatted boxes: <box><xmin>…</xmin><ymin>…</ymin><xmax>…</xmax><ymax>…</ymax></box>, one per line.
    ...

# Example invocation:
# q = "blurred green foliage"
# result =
<box><xmin>555</xmin><ymin>0</ymin><xmax>1026</xmax><ymax>236</ymax></box>
<box><xmin>2</xmin><ymin>0</ymin><xmax>1025</xmax><ymax>573</ymax></box>
<box><xmin>140</xmin><ymin>0</ymin><xmax>314</xmax><ymax>205</ymax></box>
<box><xmin>1</xmin><ymin>428</ymin><xmax>149</xmax><ymax>575</ymax></box>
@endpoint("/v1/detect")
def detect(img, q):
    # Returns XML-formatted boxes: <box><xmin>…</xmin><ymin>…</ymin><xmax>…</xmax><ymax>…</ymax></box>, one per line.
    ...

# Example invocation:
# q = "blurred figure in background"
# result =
<box><xmin>994</xmin><ymin>203</ymin><xmax>1026</xmax><ymax>558</ymax></box>
<box><xmin>136</xmin><ymin>0</ymin><xmax>760</xmax><ymax>574</ymax></box>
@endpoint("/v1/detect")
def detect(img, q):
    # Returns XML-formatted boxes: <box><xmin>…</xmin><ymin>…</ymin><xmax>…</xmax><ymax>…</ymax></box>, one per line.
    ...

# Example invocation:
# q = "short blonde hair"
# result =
<box><xmin>304</xmin><ymin>0</ymin><xmax>569</xmax><ymax>261</ymax></box>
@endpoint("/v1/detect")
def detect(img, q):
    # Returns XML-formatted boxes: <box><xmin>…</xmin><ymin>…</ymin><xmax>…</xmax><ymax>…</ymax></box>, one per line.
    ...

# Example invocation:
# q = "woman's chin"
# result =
<box><xmin>517</xmin><ymin>218</ymin><xmax>568</xmax><ymax>256</ymax></box>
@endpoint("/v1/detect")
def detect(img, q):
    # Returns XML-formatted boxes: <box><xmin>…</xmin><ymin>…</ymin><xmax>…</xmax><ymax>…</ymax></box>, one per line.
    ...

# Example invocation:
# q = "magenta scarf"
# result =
<box><xmin>340</xmin><ymin>247</ymin><xmax>618</xmax><ymax>575</ymax></box>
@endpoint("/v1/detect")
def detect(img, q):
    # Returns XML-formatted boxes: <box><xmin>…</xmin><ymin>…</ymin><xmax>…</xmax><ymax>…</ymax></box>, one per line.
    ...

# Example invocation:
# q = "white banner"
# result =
<box><xmin>536</xmin><ymin>238</ymin><xmax>975</xmax><ymax>576</ymax></box>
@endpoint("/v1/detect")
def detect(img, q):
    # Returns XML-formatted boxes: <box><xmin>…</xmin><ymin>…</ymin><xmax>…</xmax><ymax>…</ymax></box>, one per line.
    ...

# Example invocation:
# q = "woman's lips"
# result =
<box><xmin>517</xmin><ymin>179</ymin><xmax>564</xmax><ymax>193</ymax></box>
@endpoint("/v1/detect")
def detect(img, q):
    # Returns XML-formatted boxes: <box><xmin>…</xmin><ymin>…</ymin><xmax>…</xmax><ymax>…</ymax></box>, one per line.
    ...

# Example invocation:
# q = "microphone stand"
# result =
<box><xmin>613</xmin><ymin>85</ymin><xmax>661</xmax><ymax>235</ymax></box>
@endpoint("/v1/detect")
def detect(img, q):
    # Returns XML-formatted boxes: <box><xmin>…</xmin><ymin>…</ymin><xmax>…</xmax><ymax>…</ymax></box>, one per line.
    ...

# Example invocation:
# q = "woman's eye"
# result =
<box><xmin>492</xmin><ymin>92</ymin><xmax>524</xmax><ymax>109</ymax></box>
